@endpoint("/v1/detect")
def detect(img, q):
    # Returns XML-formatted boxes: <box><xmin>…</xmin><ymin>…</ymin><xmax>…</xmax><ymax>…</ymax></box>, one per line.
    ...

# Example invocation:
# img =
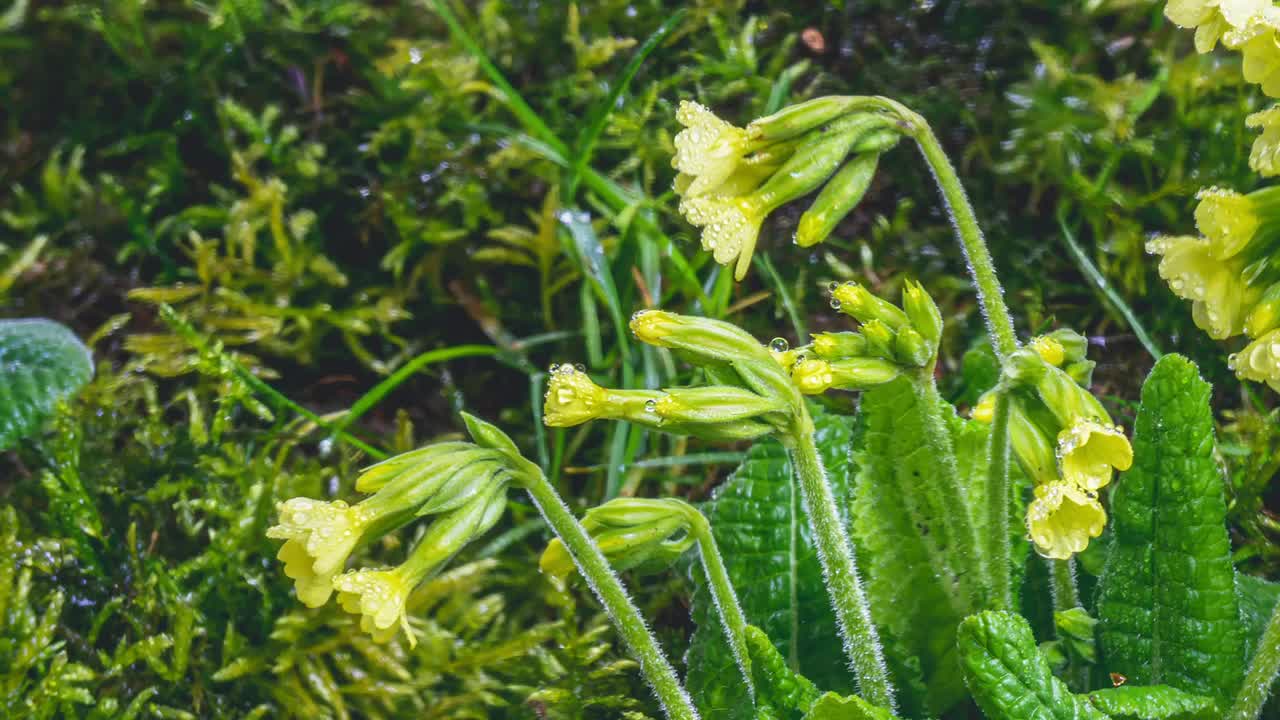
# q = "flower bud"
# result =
<box><xmin>795</xmin><ymin>153</ymin><xmax>878</xmax><ymax>248</ymax></box>
<box><xmin>1029</xmin><ymin>336</ymin><xmax>1066</xmax><ymax>367</ymax></box>
<box><xmin>542</xmin><ymin>363</ymin><xmax>661</xmax><ymax>428</ymax></box>
<box><xmin>791</xmin><ymin>358</ymin><xmax>836</xmax><ymax>395</ymax></box>
<box><xmin>746</xmin><ymin>114</ymin><xmax>886</xmax><ymax>215</ymax></box>
<box><xmin>653</xmin><ymin>386</ymin><xmax>788</xmax><ymax>424</ymax></box>
<box><xmin>829</xmin><ymin>357</ymin><xmax>902</xmax><ymax>389</ymax></box>
<box><xmin>1004</xmin><ymin>347</ymin><xmax>1048</xmax><ymax>386</ymax></box>
<box><xmin>831</xmin><ymin>282</ymin><xmax>910</xmax><ymax>330</ymax></box>
<box><xmin>746</xmin><ymin>96</ymin><xmax>861</xmax><ymax>142</ymax></box>
<box><xmin>540</xmin><ymin>498</ymin><xmax>697</xmax><ymax>586</ymax></box>
<box><xmin>811</xmin><ymin>331</ymin><xmax>868</xmax><ymax>360</ymax></box>
<box><xmin>1008</xmin><ymin>399</ymin><xmax>1058</xmax><ymax>486</ymax></box>
<box><xmin>851</xmin><ymin>128</ymin><xmax>901</xmax><ymax>154</ymax></box>
<box><xmin>901</xmin><ymin>279</ymin><xmax>943</xmax><ymax>350</ymax></box>
<box><xmin>1044</xmin><ymin>329</ymin><xmax>1088</xmax><ymax>364</ymax></box>
<box><xmin>860</xmin><ymin>320</ymin><xmax>897</xmax><ymax>360</ymax></box>
<box><xmin>1063</xmin><ymin>359</ymin><xmax>1096</xmax><ymax>388</ymax></box>
<box><xmin>893</xmin><ymin>327</ymin><xmax>932</xmax><ymax>367</ymax></box>
<box><xmin>971</xmin><ymin>392</ymin><xmax>995</xmax><ymax>423</ymax></box>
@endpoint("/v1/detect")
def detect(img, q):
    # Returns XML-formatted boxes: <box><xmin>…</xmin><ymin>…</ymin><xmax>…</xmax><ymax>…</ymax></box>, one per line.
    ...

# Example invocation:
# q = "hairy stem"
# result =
<box><xmin>1231</xmin><ymin>596</ymin><xmax>1280</xmax><ymax>720</ymax></box>
<box><xmin>909</xmin><ymin>372</ymin><xmax>986</xmax><ymax>612</ymax></box>
<box><xmin>689</xmin><ymin>512</ymin><xmax>755</xmax><ymax>697</ymax></box>
<box><xmin>522</xmin><ymin>472</ymin><xmax>699</xmax><ymax>720</ymax></box>
<box><xmin>985</xmin><ymin>391</ymin><xmax>1014</xmax><ymax>611</ymax></box>
<box><xmin>788</xmin><ymin>426</ymin><xmax>895</xmax><ymax>710</ymax></box>
<box><xmin>1049</xmin><ymin>558</ymin><xmax>1079</xmax><ymax>611</ymax></box>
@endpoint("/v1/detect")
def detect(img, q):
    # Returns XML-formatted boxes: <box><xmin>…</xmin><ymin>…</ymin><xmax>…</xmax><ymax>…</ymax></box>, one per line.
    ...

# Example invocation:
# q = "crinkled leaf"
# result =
<box><xmin>1096</xmin><ymin>355</ymin><xmax>1244</xmax><ymax>704</ymax></box>
<box><xmin>0</xmin><ymin>319</ymin><xmax>93</xmax><ymax>450</ymax></box>
<box><xmin>802</xmin><ymin>692</ymin><xmax>898</xmax><ymax>720</ymax></box>
<box><xmin>849</xmin><ymin>377</ymin><xmax>971</xmax><ymax>716</ymax></box>
<box><xmin>685</xmin><ymin>406</ymin><xmax>854</xmax><ymax>719</ymax></box>
<box><xmin>958</xmin><ymin>611</ymin><xmax>1107</xmax><ymax>720</ymax></box>
<box><xmin>1080</xmin><ymin>685</ymin><xmax>1216</xmax><ymax>719</ymax></box>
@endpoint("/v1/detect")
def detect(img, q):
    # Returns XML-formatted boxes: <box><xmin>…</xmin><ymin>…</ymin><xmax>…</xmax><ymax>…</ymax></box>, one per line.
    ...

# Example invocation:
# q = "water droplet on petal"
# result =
<box><xmin>770</xmin><ymin>337</ymin><xmax>789</xmax><ymax>352</ymax></box>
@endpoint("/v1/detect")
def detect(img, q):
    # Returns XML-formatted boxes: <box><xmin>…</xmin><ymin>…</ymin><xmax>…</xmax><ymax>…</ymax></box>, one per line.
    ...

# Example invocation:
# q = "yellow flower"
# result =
<box><xmin>544</xmin><ymin>363</ymin><xmax>609</xmax><ymax>426</ymax></box>
<box><xmin>1192</xmin><ymin>184</ymin><xmax>1280</xmax><ymax>257</ymax></box>
<box><xmin>267</xmin><ymin>498</ymin><xmax>369</xmax><ymax>607</ymax></box>
<box><xmin>1169</xmin><ymin>0</ymin><xmax>1274</xmax><ymax>52</ymax></box>
<box><xmin>1030</xmin><ymin>336</ymin><xmax>1066</xmax><ymax>367</ymax></box>
<box><xmin>1026</xmin><ymin>482</ymin><xmax>1107</xmax><ymax>560</ymax></box>
<box><xmin>677</xmin><ymin>194</ymin><xmax>765</xmax><ymax>280</ymax></box>
<box><xmin>1247</xmin><ymin>106</ymin><xmax>1280</xmax><ymax>177</ymax></box>
<box><xmin>1228</xmin><ymin>18</ymin><xmax>1280</xmax><ymax>97</ymax></box>
<box><xmin>672</xmin><ymin>101</ymin><xmax>751</xmax><ymax>197</ymax></box>
<box><xmin>1057</xmin><ymin>418</ymin><xmax>1133</xmax><ymax>492</ymax></box>
<box><xmin>1146</xmin><ymin>235</ymin><xmax>1261</xmax><ymax>339</ymax></box>
<box><xmin>1229</xmin><ymin>328</ymin><xmax>1280</xmax><ymax>391</ymax></box>
<box><xmin>791</xmin><ymin>358</ymin><xmax>836</xmax><ymax>395</ymax></box>
<box><xmin>971</xmin><ymin>393</ymin><xmax>995</xmax><ymax>423</ymax></box>
<box><xmin>334</xmin><ymin>568</ymin><xmax>412</xmax><ymax>643</ymax></box>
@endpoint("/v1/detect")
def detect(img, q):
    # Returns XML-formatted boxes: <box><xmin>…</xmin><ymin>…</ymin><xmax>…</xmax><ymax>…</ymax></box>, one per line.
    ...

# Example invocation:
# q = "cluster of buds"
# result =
<box><xmin>266</xmin><ymin>416</ymin><xmax>528</xmax><ymax>644</ymax></box>
<box><xmin>972</xmin><ymin>330</ymin><xmax>1133</xmax><ymax>560</ymax></box>
<box><xmin>671</xmin><ymin>98</ymin><xmax>900</xmax><ymax>279</ymax></box>
<box><xmin>544</xmin><ymin>310</ymin><xmax>807</xmax><ymax>440</ymax></box>
<box><xmin>540</xmin><ymin>498</ymin><xmax>700</xmax><ymax>588</ymax></box>
<box><xmin>1147</xmin><ymin>186</ymin><xmax>1280</xmax><ymax>391</ymax></box>
<box><xmin>784</xmin><ymin>279</ymin><xmax>943</xmax><ymax>395</ymax></box>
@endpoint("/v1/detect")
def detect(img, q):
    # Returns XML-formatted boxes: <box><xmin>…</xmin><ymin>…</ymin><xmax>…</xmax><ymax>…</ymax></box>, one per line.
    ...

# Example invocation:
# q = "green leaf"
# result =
<box><xmin>685</xmin><ymin>407</ymin><xmax>854</xmax><ymax>720</ymax></box>
<box><xmin>1080</xmin><ymin>685</ymin><xmax>1216</xmax><ymax>719</ymax></box>
<box><xmin>0</xmin><ymin>318</ymin><xmax>93</xmax><ymax>450</ymax></box>
<box><xmin>849</xmin><ymin>376</ymin><xmax>972</xmax><ymax>716</ymax></box>
<box><xmin>1096</xmin><ymin>355</ymin><xmax>1244</xmax><ymax>703</ymax></box>
<box><xmin>958</xmin><ymin>610</ymin><xmax>1108</xmax><ymax>720</ymax></box>
<box><xmin>1237</xmin><ymin>573</ymin><xmax>1280</xmax><ymax>665</ymax></box>
<box><xmin>802</xmin><ymin>692</ymin><xmax>897</xmax><ymax>720</ymax></box>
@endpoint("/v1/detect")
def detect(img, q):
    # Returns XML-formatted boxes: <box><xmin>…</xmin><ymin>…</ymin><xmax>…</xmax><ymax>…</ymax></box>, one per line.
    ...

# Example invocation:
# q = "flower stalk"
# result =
<box><xmin>787</xmin><ymin>424</ymin><xmax>895</xmax><ymax>711</ymax></box>
<box><xmin>1230</xmin><ymin>594</ymin><xmax>1280</xmax><ymax>720</ymax></box>
<box><xmin>521</xmin><ymin>470</ymin><xmax>700</xmax><ymax>720</ymax></box>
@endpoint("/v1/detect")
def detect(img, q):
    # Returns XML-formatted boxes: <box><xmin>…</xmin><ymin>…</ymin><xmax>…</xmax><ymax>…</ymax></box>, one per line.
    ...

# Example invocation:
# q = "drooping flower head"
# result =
<box><xmin>1146</xmin><ymin>235</ymin><xmax>1262</xmax><ymax>339</ymax></box>
<box><xmin>678</xmin><ymin>194</ymin><xmax>766</xmax><ymax>280</ymax></box>
<box><xmin>672</xmin><ymin>101</ymin><xmax>752</xmax><ymax>197</ymax></box>
<box><xmin>540</xmin><ymin>498</ymin><xmax>698</xmax><ymax>587</ymax></box>
<box><xmin>1057</xmin><ymin>418</ymin><xmax>1134</xmax><ymax>492</ymax></box>
<box><xmin>333</xmin><ymin>480</ymin><xmax>509</xmax><ymax>645</ymax></box>
<box><xmin>268</xmin><ymin>498</ymin><xmax>371</xmax><ymax>607</ymax></box>
<box><xmin>1027</xmin><ymin>482</ymin><xmax>1108</xmax><ymax>561</ymax></box>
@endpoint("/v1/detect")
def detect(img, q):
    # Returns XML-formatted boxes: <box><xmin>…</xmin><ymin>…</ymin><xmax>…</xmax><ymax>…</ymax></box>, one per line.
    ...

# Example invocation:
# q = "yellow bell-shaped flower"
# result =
<box><xmin>1026</xmin><ymin>482</ymin><xmax>1107</xmax><ymax>561</ymax></box>
<box><xmin>267</xmin><ymin>498</ymin><xmax>370</xmax><ymax>607</ymax></box>
<box><xmin>1146</xmin><ymin>235</ymin><xmax>1261</xmax><ymax>339</ymax></box>
<box><xmin>672</xmin><ymin>101</ymin><xmax>752</xmax><ymax>197</ymax></box>
<box><xmin>677</xmin><ymin>194</ymin><xmax>766</xmax><ymax>280</ymax></box>
<box><xmin>334</xmin><ymin>568</ymin><xmax>412</xmax><ymax>643</ymax></box>
<box><xmin>1229</xmin><ymin>328</ymin><xmax>1280</xmax><ymax>391</ymax></box>
<box><xmin>1057</xmin><ymin>418</ymin><xmax>1134</xmax><ymax>492</ymax></box>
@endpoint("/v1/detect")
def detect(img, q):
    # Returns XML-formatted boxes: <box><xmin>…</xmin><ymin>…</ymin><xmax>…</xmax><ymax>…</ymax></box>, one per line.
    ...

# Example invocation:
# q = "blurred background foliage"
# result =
<box><xmin>2</xmin><ymin>0</ymin><xmax>1278</xmax><ymax>716</ymax></box>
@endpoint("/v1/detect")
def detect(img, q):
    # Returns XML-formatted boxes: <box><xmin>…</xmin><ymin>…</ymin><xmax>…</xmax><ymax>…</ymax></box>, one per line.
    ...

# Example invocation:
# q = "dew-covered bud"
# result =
<box><xmin>791</xmin><ymin>358</ymin><xmax>836</xmax><ymax>395</ymax></box>
<box><xmin>795</xmin><ymin>153</ymin><xmax>878</xmax><ymax>248</ymax></box>
<box><xmin>860</xmin><ymin>320</ymin><xmax>897</xmax><ymax>360</ymax></box>
<box><xmin>828</xmin><ymin>357</ymin><xmax>902</xmax><ymax>389</ymax></box>
<box><xmin>542</xmin><ymin>363</ymin><xmax>661</xmax><ymax>428</ymax></box>
<box><xmin>831</xmin><ymin>282</ymin><xmax>911</xmax><ymax>330</ymax></box>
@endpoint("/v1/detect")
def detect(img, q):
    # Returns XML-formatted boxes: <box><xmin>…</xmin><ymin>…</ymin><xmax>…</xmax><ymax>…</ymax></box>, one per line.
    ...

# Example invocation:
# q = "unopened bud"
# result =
<box><xmin>795</xmin><ymin>153</ymin><xmax>878</xmax><ymax>248</ymax></box>
<box><xmin>901</xmin><ymin>279</ymin><xmax>943</xmax><ymax>350</ymax></box>
<box><xmin>1246</xmin><ymin>281</ymin><xmax>1280</xmax><ymax>337</ymax></box>
<box><xmin>653</xmin><ymin>386</ymin><xmax>788</xmax><ymax>424</ymax></box>
<box><xmin>860</xmin><ymin>320</ymin><xmax>897</xmax><ymax>360</ymax></box>
<box><xmin>831</xmin><ymin>282</ymin><xmax>910</xmax><ymax>329</ymax></box>
<box><xmin>893</xmin><ymin>327</ymin><xmax>932</xmax><ymax>367</ymax></box>
<box><xmin>828</xmin><ymin>357</ymin><xmax>901</xmax><ymax>389</ymax></box>
<box><xmin>746</xmin><ymin>96</ymin><xmax>861</xmax><ymax>142</ymax></box>
<box><xmin>811</xmin><ymin>331</ymin><xmax>868</xmax><ymax>359</ymax></box>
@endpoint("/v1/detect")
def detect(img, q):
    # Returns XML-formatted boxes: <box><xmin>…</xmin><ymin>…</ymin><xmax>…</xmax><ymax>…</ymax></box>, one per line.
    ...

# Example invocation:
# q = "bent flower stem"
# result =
<box><xmin>520</xmin><ymin>468</ymin><xmax>700</xmax><ymax>720</ymax></box>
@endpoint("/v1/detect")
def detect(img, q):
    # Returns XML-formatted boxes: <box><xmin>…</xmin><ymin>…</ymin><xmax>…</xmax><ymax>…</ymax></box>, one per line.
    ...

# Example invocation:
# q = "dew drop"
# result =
<box><xmin>770</xmin><ymin>337</ymin><xmax>789</xmax><ymax>353</ymax></box>
<box><xmin>827</xmin><ymin>281</ymin><xmax>840</xmax><ymax>293</ymax></box>
<box><xmin>644</xmin><ymin>400</ymin><xmax>657</xmax><ymax>413</ymax></box>
<box><xmin>830</xmin><ymin>298</ymin><xmax>842</xmax><ymax>310</ymax></box>
<box><xmin>575</xmin><ymin>363</ymin><xmax>586</xmax><ymax>372</ymax></box>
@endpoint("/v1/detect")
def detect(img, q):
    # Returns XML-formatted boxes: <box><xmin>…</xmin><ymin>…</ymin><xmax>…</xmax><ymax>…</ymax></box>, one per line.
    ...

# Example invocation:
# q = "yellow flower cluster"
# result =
<box><xmin>974</xmin><ymin>338</ymin><xmax>1133</xmax><ymax>559</ymax></box>
<box><xmin>266</xmin><ymin>443</ymin><xmax>511</xmax><ymax>644</ymax></box>
<box><xmin>1147</xmin><ymin>185</ymin><xmax>1280</xmax><ymax>389</ymax></box>
<box><xmin>1166</xmin><ymin>2</ymin><xmax>1280</xmax><ymax>175</ymax></box>
<box><xmin>671</xmin><ymin>99</ymin><xmax>898</xmax><ymax>280</ymax></box>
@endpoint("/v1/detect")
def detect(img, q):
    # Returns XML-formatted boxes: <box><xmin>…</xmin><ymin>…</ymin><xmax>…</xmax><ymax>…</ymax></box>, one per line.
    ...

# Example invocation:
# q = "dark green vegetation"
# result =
<box><xmin>2</xmin><ymin>1</ymin><xmax>1279</xmax><ymax>717</ymax></box>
